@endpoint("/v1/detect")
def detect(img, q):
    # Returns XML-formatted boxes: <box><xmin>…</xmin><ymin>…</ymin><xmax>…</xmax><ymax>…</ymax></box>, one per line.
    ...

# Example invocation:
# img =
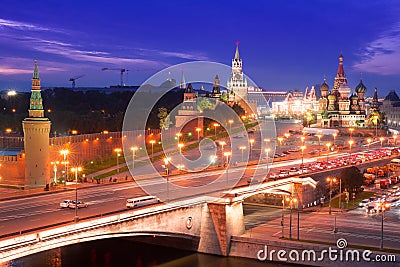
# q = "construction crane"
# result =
<box><xmin>101</xmin><ymin>68</ymin><xmax>128</xmax><ymax>87</ymax></box>
<box><xmin>69</xmin><ymin>75</ymin><xmax>85</xmax><ymax>88</ymax></box>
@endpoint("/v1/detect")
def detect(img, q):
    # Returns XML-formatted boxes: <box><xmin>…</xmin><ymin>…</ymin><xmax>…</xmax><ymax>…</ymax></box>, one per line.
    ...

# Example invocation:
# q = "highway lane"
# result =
<box><xmin>0</xmin><ymin>152</ymin><xmax>395</xmax><ymax>237</ymax></box>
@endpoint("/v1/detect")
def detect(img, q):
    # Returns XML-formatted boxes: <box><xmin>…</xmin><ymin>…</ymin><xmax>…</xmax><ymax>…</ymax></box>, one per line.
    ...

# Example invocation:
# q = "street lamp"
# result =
<box><xmin>228</xmin><ymin>119</ymin><xmax>234</xmax><ymax>133</ymax></box>
<box><xmin>178</xmin><ymin>143</ymin><xmax>184</xmax><ymax>165</ymax></box>
<box><xmin>332</xmin><ymin>133</ymin><xmax>337</xmax><ymax>147</ymax></box>
<box><xmin>249</xmin><ymin>138</ymin><xmax>255</xmax><ymax>157</ymax></box>
<box><xmin>130</xmin><ymin>146</ymin><xmax>138</xmax><ymax>178</ymax></box>
<box><xmin>326</xmin><ymin>142</ymin><xmax>332</xmax><ymax>162</ymax></box>
<box><xmin>239</xmin><ymin>146</ymin><xmax>246</xmax><ymax>162</ymax></box>
<box><xmin>71</xmin><ymin>166</ymin><xmax>82</xmax><ymax>222</ymax></box>
<box><xmin>394</xmin><ymin>134</ymin><xmax>398</xmax><ymax>146</ymax></box>
<box><xmin>163</xmin><ymin>157</ymin><xmax>171</xmax><ymax>198</ymax></box>
<box><xmin>300</xmin><ymin>145</ymin><xmax>306</xmax><ymax>168</ymax></box>
<box><xmin>114</xmin><ymin>148</ymin><xmax>122</xmax><ymax>173</ymax></box>
<box><xmin>60</xmin><ymin>149</ymin><xmax>69</xmax><ymax>189</ymax></box>
<box><xmin>379</xmin><ymin>137</ymin><xmax>384</xmax><ymax>148</ymax></box>
<box><xmin>378</xmin><ymin>199</ymin><xmax>391</xmax><ymax>250</ymax></box>
<box><xmin>149</xmin><ymin>140</ymin><xmax>156</xmax><ymax>157</ymax></box>
<box><xmin>284</xmin><ymin>133</ymin><xmax>290</xmax><ymax>139</ymax></box>
<box><xmin>195</xmin><ymin>127</ymin><xmax>201</xmax><ymax>141</ymax></box>
<box><xmin>326</xmin><ymin>177</ymin><xmax>337</xmax><ymax>215</ymax></box>
<box><xmin>300</xmin><ymin>136</ymin><xmax>305</xmax><ymax>146</ymax></box>
<box><xmin>223</xmin><ymin>151</ymin><xmax>231</xmax><ymax>184</ymax></box>
<box><xmin>50</xmin><ymin>161</ymin><xmax>60</xmax><ymax>185</ymax></box>
<box><xmin>265</xmin><ymin>148</ymin><xmax>271</xmax><ymax>174</ymax></box>
<box><xmin>348</xmin><ymin>140</ymin><xmax>354</xmax><ymax>156</ymax></box>
<box><xmin>278</xmin><ymin>137</ymin><xmax>284</xmax><ymax>153</ymax></box>
<box><xmin>213</xmin><ymin>123</ymin><xmax>220</xmax><ymax>138</ymax></box>
<box><xmin>367</xmin><ymin>138</ymin><xmax>372</xmax><ymax>149</ymax></box>
<box><xmin>285</xmin><ymin>195</ymin><xmax>297</xmax><ymax>240</ymax></box>
<box><xmin>176</xmin><ymin>132</ymin><xmax>182</xmax><ymax>143</ymax></box>
<box><xmin>317</xmin><ymin>133</ymin><xmax>323</xmax><ymax>154</ymax></box>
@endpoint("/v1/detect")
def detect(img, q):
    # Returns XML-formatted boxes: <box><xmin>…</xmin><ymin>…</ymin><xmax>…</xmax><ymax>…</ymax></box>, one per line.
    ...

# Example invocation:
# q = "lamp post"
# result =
<box><xmin>379</xmin><ymin>137</ymin><xmax>384</xmax><ymax>148</ymax></box>
<box><xmin>228</xmin><ymin>119</ymin><xmax>234</xmax><ymax>133</ymax></box>
<box><xmin>50</xmin><ymin>161</ymin><xmax>59</xmax><ymax>185</ymax></box>
<box><xmin>114</xmin><ymin>148</ymin><xmax>122</xmax><ymax>173</ymax></box>
<box><xmin>164</xmin><ymin>157</ymin><xmax>170</xmax><ymax>198</ymax></box>
<box><xmin>224</xmin><ymin>151</ymin><xmax>231</xmax><ymax>184</ymax></box>
<box><xmin>367</xmin><ymin>138</ymin><xmax>372</xmax><ymax>150</ymax></box>
<box><xmin>316</xmin><ymin>134</ymin><xmax>322</xmax><ymax>156</ymax></box>
<box><xmin>249</xmin><ymin>138</ymin><xmax>255</xmax><ymax>158</ymax></box>
<box><xmin>60</xmin><ymin>149</ymin><xmax>69</xmax><ymax>189</ymax></box>
<box><xmin>394</xmin><ymin>134</ymin><xmax>398</xmax><ymax>146</ymax></box>
<box><xmin>130</xmin><ymin>146</ymin><xmax>138</xmax><ymax>178</ymax></box>
<box><xmin>195</xmin><ymin>127</ymin><xmax>201</xmax><ymax>141</ymax></box>
<box><xmin>265</xmin><ymin>148</ymin><xmax>271</xmax><ymax>174</ymax></box>
<box><xmin>149</xmin><ymin>140</ymin><xmax>156</xmax><ymax>157</ymax></box>
<box><xmin>239</xmin><ymin>146</ymin><xmax>246</xmax><ymax>162</ymax></box>
<box><xmin>326</xmin><ymin>142</ymin><xmax>332</xmax><ymax>162</ymax></box>
<box><xmin>219</xmin><ymin>141</ymin><xmax>226</xmax><ymax>155</ymax></box>
<box><xmin>348</xmin><ymin>140</ymin><xmax>354</xmax><ymax>157</ymax></box>
<box><xmin>176</xmin><ymin>132</ymin><xmax>182</xmax><ymax>144</ymax></box>
<box><xmin>71</xmin><ymin>166</ymin><xmax>82</xmax><ymax>222</ymax></box>
<box><xmin>178</xmin><ymin>143</ymin><xmax>184</xmax><ymax>165</ymax></box>
<box><xmin>327</xmin><ymin>177</ymin><xmax>337</xmax><ymax>215</ymax></box>
<box><xmin>285</xmin><ymin>195</ymin><xmax>297</xmax><ymax>240</ymax></box>
<box><xmin>278</xmin><ymin>137</ymin><xmax>284</xmax><ymax>153</ymax></box>
<box><xmin>379</xmin><ymin>199</ymin><xmax>391</xmax><ymax>250</ymax></box>
<box><xmin>338</xmin><ymin>178</ymin><xmax>342</xmax><ymax>211</ymax></box>
<box><xmin>300</xmin><ymin>145</ymin><xmax>306</xmax><ymax>170</ymax></box>
<box><xmin>374</xmin><ymin>114</ymin><xmax>379</xmax><ymax>136</ymax></box>
<box><xmin>332</xmin><ymin>133</ymin><xmax>337</xmax><ymax>147</ymax></box>
<box><xmin>213</xmin><ymin>123</ymin><xmax>220</xmax><ymax>138</ymax></box>
<box><xmin>300</xmin><ymin>136</ymin><xmax>305</xmax><ymax>146</ymax></box>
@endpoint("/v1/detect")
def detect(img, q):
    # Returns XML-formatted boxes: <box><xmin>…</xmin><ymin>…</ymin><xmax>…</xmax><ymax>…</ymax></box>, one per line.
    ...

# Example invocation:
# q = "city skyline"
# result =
<box><xmin>1</xmin><ymin>1</ymin><xmax>400</xmax><ymax>96</ymax></box>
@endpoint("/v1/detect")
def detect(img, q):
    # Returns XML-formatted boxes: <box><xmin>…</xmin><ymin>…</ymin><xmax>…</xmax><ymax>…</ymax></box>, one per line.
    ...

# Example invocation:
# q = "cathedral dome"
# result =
<box><xmin>327</xmin><ymin>94</ymin><xmax>336</xmax><ymax>101</ymax></box>
<box><xmin>320</xmin><ymin>80</ymin><xmax>329</xmax><ymax>92</ymax></box>
<box><xmin>355</xmin><ymin>80</ymin><xmax>367</xmax><ymax>93</ymax></box>
<box><xmin>350</xmin><ymin>92</ymin><xmax>358</xmax><ymax>100</ymax></box>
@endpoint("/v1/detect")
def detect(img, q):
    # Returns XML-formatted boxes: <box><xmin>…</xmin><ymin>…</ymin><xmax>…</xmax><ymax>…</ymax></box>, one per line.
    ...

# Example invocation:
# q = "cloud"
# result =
<box><xmin>0</xmin><ymin>18</ymin><xmax>58</xmax><ymax>32</ymax></box>
<box><xmin>136</xmin><ymin>47</ymin><xmax>209</xmax><ymax>61</ymax></box>
<box><xmin>354</xmin><ymin>22</ymin><xmax>400</xmax><ymax>75</ymax></box>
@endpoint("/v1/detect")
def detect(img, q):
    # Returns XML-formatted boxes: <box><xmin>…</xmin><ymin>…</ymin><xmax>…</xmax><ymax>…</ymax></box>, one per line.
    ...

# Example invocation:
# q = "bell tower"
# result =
<box><xmin>22</xmin><ymin>59</ymin><xmax>51</xmax><ymax>188</ymax></box>
<box><xmin>227</xmin><ymin>41</ymin><xmax>248</xmax><ymax>102</ymax></box>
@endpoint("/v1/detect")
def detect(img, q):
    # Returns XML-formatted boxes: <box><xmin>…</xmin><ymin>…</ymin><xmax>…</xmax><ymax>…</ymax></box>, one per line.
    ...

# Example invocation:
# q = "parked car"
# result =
<box><xmin>358</xmin><ymin>199</ymin><xmax>369</xmax><ymax>208</ymax></box>
<box><xmin>60</xmin><ymin>200</ymin><xmax>73</xmax><ymax>208</ymax></box>
<box><xmin>68</xmin><ymin>200</ymin><xmax>88</xmax><ymax>209</ymax></box>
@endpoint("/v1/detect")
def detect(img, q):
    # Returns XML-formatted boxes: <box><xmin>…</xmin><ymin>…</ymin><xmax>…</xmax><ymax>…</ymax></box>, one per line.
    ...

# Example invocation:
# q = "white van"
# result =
<box><xmin>126</xmin><ymin>196</ymin><xmax>161</xmax><ymax>209</ymax></box>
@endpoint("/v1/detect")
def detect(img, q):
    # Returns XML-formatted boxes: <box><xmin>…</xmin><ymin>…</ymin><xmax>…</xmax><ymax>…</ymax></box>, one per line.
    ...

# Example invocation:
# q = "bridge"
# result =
<box><xmin>0</xmin><ymin>177</ymin><xmax>317</xmax><ymax>262</ymax></box>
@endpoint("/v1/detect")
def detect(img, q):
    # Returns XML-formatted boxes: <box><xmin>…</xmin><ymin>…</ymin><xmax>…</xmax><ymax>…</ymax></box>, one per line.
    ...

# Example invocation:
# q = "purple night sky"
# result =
<box><xmin>0</xmin><ymin>0</ymin><xmax>400</xmax><ymax>97</ymax></box>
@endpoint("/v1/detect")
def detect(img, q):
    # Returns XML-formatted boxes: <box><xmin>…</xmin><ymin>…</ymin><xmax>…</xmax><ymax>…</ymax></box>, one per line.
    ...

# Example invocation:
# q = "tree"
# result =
<box><xmin>338</xmin><ymin>166</ymin><xmax>364</xmax><ymax>193</ymax></box>
<box><xmin>157</xmin><ymin>107</ymin><xmax>172</xmax><ymax>129</ymax></box>
<box><xmin>197</xmin><ymin>97</ymin><xmax>213</xmax><ymax>112</ymax></box>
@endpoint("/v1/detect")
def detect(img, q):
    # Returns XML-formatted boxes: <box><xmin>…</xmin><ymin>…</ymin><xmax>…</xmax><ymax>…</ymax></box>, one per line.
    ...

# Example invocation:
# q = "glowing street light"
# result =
<box><xmin>326</xmin><ymin>142</ymin><xmax>332</xmax><ymax>162</ymax></box>
<box><xmin>378</xmin><ymin>199</ymin><xmax>391</xmax><ymax>250</ymax></box>
<box><xmin>349</xmin><ymin>127</ymin><xmax>354</xmax><ymax>138</ymax></box>
<box><xmin>284</xmin><ymin>133</ymin><xmax>290</xmax><ymax>139</ymax></box>
<box><xmin>228</xmin><ymin>119</ymin><xmax>234</xmax><ymax>133</ymax></box>
<box><xmin>239</xmin><ymin>146</ymin><xmax>246</xmax><ymax>162</ymax></box>
<box><xmin>285</xmin><ymin>195</ymin><xmax>298</xmax><ymax>240</ymax></box>
<box><xmin>327</xmin><ymin>177</ymin><xmax>337</xmax><ymax>215</ymax></box>
<box><xmin>332</xmin><ymin>133</ymin><xmax>337</xmax><ymax>146</ymax></box>
<box><xmin>60</xmin><ymin>149</ymin><xmax>69</xmax><ymax>189</ymax></box>
<box><xmin>223</xmin><ymin>151</ymin><xmax>231</xmax><ymax>184</ymax></box>
<box><xmin>114</xmin><ymin>148</ymin><xmax>122</xmax><ymax>173</ymax></box>
<box><xmin>300</xmin><ymin>145</ymin><xmax>306</xmax><ymax>167</ymax></box>
<box><xmin>213</xmin><ymin>123</ymin><xmax>220</xmax><ymax>138</ymax></box>
<box><xmin>130</xmin><ymin>146</ymin><xmax>138</xmax><ymax>178</ymax></box>
<box><xmin>50</xmin><ymin>161</ymin><xmax>60</xmax><ymax>185</ymax></box>
<box><xmin>149</xmin><ymin>140</ymin><xmax>156</xmax><ymax>157</ymax></box>
<box><xmin>278</xmin><ymin>137</ymin><xmax>284</xmax><ymax>153</ymax></box>
<box><xmin>71</xmin><ymin>166</ymin><xmax>83</xmax><ymax>222</ymax></box>
<box><xmin>249</xmin><ymin>138</ymin><xmax>255</xmax><ymax>157</ymax></box>
<box><xmin>379</xmin><ymin>137</ymin><xmax>384</xmax><ymax>148</ymax></box>
<box><xmin>300</xmin><ymin>136</ymin><xmax>305</xmax><ymax>146</ymax></box>
<box><xmin>348</xmin><ymin>140</ymin><xmax>354</xmax><ymax>156</ymax></box>
<box><xmin>176</xmin><ymin>132</ymin><xmax>182</xmax><ymax>143</ymax></box>
<box><xmin>195</xmin><ymin>127</ymin><xmax>202</xmax><ymax>141</ymax></box>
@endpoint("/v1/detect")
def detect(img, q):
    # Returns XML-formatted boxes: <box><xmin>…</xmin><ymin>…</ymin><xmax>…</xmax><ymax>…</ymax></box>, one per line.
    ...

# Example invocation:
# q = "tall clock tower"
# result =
<box><xmin>22</xmin><ymin>60</ymin><xmax>51</xmax><ymax>188</ymax></box>
<box><xmin>227</xmin><ymin>42</ymin><xmax>248</xmax><ymax>102</ymax></box>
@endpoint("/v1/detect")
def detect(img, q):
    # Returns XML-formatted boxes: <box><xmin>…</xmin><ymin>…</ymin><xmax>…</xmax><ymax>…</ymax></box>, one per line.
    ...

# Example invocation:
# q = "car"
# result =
<box><xmin>60</xmin><ymin>200</ymin><xmax>73</xmax><ymax>208</ymax></box>
<box><xmin>68</xmin><ymin>200</ymin><xmax>88</xmax><ymax>209</ymax></box>
<box><xmin>358</xmin><ymin>199</ymin><xmax>369</xmax><ymax>208</ymax></box>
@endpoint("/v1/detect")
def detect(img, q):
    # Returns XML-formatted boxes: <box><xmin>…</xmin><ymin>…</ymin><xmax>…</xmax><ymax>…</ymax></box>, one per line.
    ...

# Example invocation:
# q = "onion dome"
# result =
<box><xmin>355</xmin><ymin>79</ymin><xmax>367</xmax><ymax>93</ymax></box>
<box><xmin>320</xmin><ymin>79</ymin><xmax>329</xmax><ymax>92</ymax></box>
<box><xmin>327</xmin><ymin>93</ymin><xmax>336</xmax><ymax>101</ymax></box>
<box><xmin>350</xmin><ymin>92</ymin><xmax>359</xmax><ymax>100</ymax></box>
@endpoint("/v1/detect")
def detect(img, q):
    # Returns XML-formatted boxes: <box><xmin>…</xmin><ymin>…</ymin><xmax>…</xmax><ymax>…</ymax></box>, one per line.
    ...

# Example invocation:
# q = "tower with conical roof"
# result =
<box><xmin>22</xmin><ymin>60</ymin><xmax>51</xmax><ymax>188</ymax></box>
<box><xmin>333</xmin><ymin>54</ymin><xmax>347</xmax><ymax>91</ymax></box>
<box><xmin>227</xmin><ymin>41</ymin><xmax>248</xmax><ymax>102</ymax></box>
<box><xmin>370</xmin><ymin>87</ymin><xmax>380</xmax><ymax>112</ymax></box>
<box><xmin>211</xmin><ymin>74</ymin><xmax>221</xmax><ymax>98</ymax></box>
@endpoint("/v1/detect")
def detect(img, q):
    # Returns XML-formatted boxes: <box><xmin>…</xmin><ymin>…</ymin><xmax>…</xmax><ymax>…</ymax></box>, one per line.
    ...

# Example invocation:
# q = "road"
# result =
<box><xmin>0</xmin><ymin>150</ymin><xmax>395</xmax><ymax>239</ymax></box>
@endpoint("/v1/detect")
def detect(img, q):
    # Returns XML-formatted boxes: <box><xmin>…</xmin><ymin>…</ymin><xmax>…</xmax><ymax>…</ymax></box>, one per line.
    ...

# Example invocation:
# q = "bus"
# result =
<box><xmin>126</xmin><ymin>196</ymin><xmax>161</xmax><ymax>209</ymax></box>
